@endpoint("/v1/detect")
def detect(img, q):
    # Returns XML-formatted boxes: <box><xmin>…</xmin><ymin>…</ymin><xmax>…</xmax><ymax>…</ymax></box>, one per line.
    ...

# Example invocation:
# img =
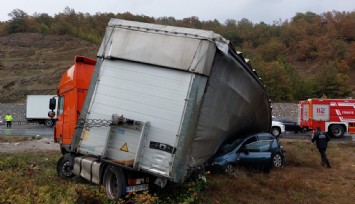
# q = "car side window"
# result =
<box><xmin>246</xmin><ymin>140</ymin><xmax>272</xmax><ymax>152</ymax></box>
<box><xmin>243</xmin><ymin>136</ymin><xmax>257</xmax><ymax>147</ymax></box>
<box><xmin>257</xmin><ymin>134</ymin><xmax>274</xmax><ymax>140</ymax></box>
<box><xmin>237</xmin><ymin>136</ymin><xmax>257</xmax><ymax>153</ymax></box>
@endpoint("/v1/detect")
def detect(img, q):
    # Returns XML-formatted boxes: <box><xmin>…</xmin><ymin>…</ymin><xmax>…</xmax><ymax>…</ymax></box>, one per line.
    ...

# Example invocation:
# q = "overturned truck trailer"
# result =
<box><xmin>65</xmin><ymin>19</ymin><xmax>271</xmax><ymax>199</ymax></box>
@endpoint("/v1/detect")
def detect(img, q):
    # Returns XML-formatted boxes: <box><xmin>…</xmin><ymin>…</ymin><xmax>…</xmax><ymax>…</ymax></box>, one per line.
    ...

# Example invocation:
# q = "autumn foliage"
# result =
<box><xmin>0</xmin><ymin>8</ymin><xmax>354</xmax><ymax>102</ymax></box>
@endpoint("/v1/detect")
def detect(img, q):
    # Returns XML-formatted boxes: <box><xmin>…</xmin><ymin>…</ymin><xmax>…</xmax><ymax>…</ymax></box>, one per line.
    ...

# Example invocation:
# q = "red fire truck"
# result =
<box><xmin>299</xmin><ymin>98</ymin><xmax>355</xmax><ymax>138</ymax></box>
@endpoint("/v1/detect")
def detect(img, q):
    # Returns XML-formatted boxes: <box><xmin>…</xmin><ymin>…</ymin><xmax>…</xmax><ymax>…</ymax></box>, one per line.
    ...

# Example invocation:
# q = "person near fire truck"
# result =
<box><xmin>311</xmin><ymin>126</ymin><xmax>331</xmax><ymax>168</ymax></box>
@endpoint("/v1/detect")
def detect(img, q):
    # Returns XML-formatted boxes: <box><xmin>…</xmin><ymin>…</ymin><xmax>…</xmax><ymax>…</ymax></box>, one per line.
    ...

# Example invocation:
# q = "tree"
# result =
<box><xmin>258</xmin><ymin>61</ymin><xmax>292</xmax><ymax>101</ymax></box>
<box><xmin>316</xmin><ymin>60</ymin><xmax>351</xmax><ymax>98</ymax></box>
<box><xmin>258</xmin><ymin>38</ymin><xmax>285</xmax><ymax>62</ymax></box>
<box><xmin>7</xmin><ymin>9</ymin><xmax>29</xmax><ymax>33</ymax></box>
<box><xmin>35</xmin><ymin>13</ymin><xmax>53</xmax><ymax>33</ymax></box>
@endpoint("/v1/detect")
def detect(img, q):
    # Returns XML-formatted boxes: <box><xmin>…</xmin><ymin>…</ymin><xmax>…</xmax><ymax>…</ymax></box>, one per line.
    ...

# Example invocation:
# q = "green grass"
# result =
<box><xmin>0</xmin><ymin>139</ymin><xmax>354</xmax><ymax>203</ymax></box>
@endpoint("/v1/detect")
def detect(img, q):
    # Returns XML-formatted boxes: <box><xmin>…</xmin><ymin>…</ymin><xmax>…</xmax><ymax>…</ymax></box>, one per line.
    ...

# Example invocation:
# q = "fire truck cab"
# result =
<box><xmin>299</xmin><ymin>98</ymin><xmax>355</xmax><ymax>138</ymax></box>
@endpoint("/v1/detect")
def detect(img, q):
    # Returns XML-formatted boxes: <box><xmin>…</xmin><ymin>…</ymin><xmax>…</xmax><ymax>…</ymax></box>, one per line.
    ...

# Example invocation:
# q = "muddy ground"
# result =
<box><xmin>0</xmin><ymin>136</ymin><xmax>59</xmax><ymax>153</ymax></box>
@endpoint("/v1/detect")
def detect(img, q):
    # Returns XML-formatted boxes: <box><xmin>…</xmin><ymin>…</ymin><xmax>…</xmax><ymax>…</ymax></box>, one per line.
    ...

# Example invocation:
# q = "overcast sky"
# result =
<box><xmin>1</xmin><ymin>0</ymin><xmax>354</xmax><ymax>24</ymax></box>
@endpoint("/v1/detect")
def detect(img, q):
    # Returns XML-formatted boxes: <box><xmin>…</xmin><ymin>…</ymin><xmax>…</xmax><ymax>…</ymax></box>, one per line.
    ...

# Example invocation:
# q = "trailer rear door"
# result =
<box><xmin>78</xmin><ymin>59</ymin><xmax>197</xmax><ymax>177</ymax></box>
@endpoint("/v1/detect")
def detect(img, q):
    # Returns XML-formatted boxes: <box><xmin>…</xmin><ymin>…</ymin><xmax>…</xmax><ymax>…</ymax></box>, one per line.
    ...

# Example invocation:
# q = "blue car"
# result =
<box><xmin>206</xmin><ymin>132</ymin><xmax>285</xmax><ymax>174</ymax></box>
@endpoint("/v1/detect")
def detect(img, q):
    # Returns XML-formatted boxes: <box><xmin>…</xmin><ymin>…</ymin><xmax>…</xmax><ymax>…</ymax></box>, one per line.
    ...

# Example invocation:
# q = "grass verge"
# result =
<box><xmin>0</xmin><ymin>139</ymin><xmax>354</xmax><ymax>203</ymax></box>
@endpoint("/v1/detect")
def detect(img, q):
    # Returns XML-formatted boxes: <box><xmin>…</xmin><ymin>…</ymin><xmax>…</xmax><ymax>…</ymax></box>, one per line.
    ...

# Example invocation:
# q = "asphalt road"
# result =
<box><xmin>281</xmin><ymin>131</ymin><xmax>355</xmax><ymax>141</ymax></box>
<box><xmin>0</xmin><ymin>123</ymin><xmax>53</xmax><ymax>138</ymax></box>
<box><xmin>1</xmin><ymin>124</ymin><xmax>354</xmax><ymax>142</ymax></box>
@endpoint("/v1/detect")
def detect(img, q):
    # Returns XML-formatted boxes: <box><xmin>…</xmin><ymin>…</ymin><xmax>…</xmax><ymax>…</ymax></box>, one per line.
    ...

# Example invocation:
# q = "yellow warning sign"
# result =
<box><xmin>82</xmin><ymin>130</ymin><xmax>90</xmax><ymax>141</ymax></box>
<box><xmin>120</xmin><ymin>143</ymin><xmax>129</xmax><ymax>152</ymax></box>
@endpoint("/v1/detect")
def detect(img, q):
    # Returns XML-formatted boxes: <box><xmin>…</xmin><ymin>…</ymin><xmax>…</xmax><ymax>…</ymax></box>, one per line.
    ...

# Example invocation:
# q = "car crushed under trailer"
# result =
<box><xmin>205</xmin><ymin>132</ymin><xmax>285</xmax><ymax>175</ymax></box>
<box><xmin>50</xmin><ymin>18</ymin><xmax>272</xmax><ymax>201</ymax></box>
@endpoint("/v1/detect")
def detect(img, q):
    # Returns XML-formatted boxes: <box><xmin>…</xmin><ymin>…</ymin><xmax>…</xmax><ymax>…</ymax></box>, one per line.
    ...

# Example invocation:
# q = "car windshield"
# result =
<box><xmin>219</xmin><ymin>138</ymin><xmax>244</xmax><ymax>153</ymax></box>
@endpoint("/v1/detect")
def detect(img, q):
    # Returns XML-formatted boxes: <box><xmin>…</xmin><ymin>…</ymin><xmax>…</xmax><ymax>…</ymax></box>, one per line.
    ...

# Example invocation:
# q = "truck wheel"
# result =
<box><xmin>330</xmin><ymin>125</ymin><xmax>345</xmax><ymax>138</ymax></box>
<box><xmin>103</xmin><ymin>165</ymin><xmax>125</xmax><ymax>201</ymax></box>
<box><xmin>271</xmin><ymin>127</ymin><xmax>281</xmax><ymax>138</ymax></box>
<box><xmin>57</xmin><ymin>155</ymin><xmax>75</xmax><ymax>179</ymax></box>
<box><xmin>45</xmin><ymin>119</ymin><xmax>54</xmax><ymax>128</ymax></box>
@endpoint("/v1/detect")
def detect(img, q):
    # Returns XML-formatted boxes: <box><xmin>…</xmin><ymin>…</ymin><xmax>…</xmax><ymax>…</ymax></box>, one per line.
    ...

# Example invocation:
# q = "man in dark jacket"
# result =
<box><xmin>311</xmin><ymin>126</ymin><xmax>331</xmax><ymax>168</ymax></box>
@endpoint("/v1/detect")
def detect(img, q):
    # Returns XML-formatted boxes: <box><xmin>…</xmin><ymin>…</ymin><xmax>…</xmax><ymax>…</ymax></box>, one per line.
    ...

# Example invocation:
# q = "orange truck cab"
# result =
<box><xmin>51</xmin><ymin>56</ymin><xmax>96</xmax><ymax>153</ymax></box>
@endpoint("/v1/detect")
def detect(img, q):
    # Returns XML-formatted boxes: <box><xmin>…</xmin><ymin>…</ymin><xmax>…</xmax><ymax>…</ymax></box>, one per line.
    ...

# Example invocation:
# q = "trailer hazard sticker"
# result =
<box><xmin>120</xmin><ymin>143</ymin><xmax>129</xmax><ymax>152</ymax></box>
<box><xmin>82</xmin><ymin>130</ymin><xmax>90</xmax><ymax>141</ymax></box>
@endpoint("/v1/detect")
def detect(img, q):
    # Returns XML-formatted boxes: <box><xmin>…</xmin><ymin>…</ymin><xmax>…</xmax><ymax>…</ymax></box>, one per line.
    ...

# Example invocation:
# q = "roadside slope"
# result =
<box><xmin>0</xmin><ymin>33</ymin><xmax>99</xmax><ymax>103</ymax></box>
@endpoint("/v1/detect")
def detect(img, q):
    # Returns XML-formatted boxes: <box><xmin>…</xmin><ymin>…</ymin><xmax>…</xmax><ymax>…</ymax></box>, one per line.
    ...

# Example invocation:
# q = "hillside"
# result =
<box><xmin>0</xmin><ymin>33</ymin><xmax>99</xmax><ymax>103</ymax></box>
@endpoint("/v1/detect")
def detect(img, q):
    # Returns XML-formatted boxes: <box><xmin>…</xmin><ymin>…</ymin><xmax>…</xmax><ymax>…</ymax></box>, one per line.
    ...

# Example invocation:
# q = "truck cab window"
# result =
<box><xmin>58</xmin><ymin>96</ymin><xmax>64</xmax><ymax>115</ymax></box>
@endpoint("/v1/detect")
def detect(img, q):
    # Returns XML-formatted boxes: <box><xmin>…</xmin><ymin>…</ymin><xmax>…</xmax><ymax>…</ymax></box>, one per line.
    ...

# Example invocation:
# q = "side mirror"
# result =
<box><xmin>49</xmin><ymin>97</ymin><xmax>56</xmax><ymax>111</ymax></box>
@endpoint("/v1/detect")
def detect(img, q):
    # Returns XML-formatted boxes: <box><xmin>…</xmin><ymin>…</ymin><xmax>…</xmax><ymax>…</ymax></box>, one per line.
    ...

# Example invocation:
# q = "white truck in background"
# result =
<box><xmin>26</xmin><ymin>95</ymin><xmax>57</xmax><ymax>127</ymax></box>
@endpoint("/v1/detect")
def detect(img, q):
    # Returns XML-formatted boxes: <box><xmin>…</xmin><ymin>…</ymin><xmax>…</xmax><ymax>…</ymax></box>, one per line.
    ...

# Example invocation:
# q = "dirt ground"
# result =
<box><xmin>0</xmin><ymin>137</ymin><xmax>59</xmax><ymax>153</ymax></box>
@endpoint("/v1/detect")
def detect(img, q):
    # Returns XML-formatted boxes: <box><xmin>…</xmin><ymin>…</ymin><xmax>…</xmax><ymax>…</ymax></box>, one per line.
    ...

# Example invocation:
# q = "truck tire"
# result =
<box><xmin>45</xmin><ymin>119</ymin><xmax>54</xmax><ymax>128</ymax></box>
<box><xmin>103</xmin><ymin>165</ymin><xmax>126</xmax><ymax>201</ymax></box>
<box><xmin>271</xmin><ymin>127</ymin><xmax>281</xmax><ymax>138</ymax></box>
<box><xmin>57</xmin><ymin>155</ymin><xmax>75</xmax><ymax>179</ymax></box>
<box><xmin>330</xmin><ymin>125</ymin><xmax>345</xmax><ymax>138</ymax></box>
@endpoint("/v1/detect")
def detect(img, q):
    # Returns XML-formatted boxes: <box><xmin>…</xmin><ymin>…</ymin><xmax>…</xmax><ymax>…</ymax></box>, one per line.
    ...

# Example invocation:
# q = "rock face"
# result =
<box><xmin>272</xmin><ymin>103</ymin><xmax>299</xmax><ymax>122</ymax></box>
<box><xmin>0</xmin><ymin>103</ymin><xmax>300</xmax><ymax>123</ymax></box>
<box><xmin>0</xmin><ymin>103</ymin><xmax>26</xmax><ymax>121</ymax></box>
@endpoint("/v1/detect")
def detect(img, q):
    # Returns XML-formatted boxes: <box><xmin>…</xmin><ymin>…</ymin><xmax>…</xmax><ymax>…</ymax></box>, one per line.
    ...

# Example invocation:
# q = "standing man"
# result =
<box><xmin>311</xmin><ymin>126</ymin><xmax>331</xmax><ymax>168</ymax></box>
<box><xmin>5</xmin><ymin>113</ymin><xmax>13</xmax><ymax>129</ymax></box>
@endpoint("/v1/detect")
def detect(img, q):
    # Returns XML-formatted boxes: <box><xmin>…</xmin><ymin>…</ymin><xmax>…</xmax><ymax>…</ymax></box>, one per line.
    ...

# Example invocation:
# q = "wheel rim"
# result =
<box><xmin>273</xmin><ymin>154</ymin><xmax>282</xmax><ymax>168</ymax></box>
<box><xmin>272</xmin><ymin>128</ymin><xmax>280</xmax><ymax>137</ymax></box>
<box><xmin>45</xmin><ymin>120</ymin><xmax>53</xmax><ymax>127</ymax></box>
<box><xmin>224</xmin><ymin>164</ymin><xmax>234</xmax><ymax>174</ymax></box>
<box><xmin>106</xmin><ymin>170</ymin><xmax>119</xmax><ymax>199</ymax></box>
<box><xmin>61</xmin><ymin>161</ymin><xmax>73</xmax><ymax>177</ymax></box>
<box><xmin>301</xmin><ymin>128</ymin><xmax>307</xmax><ymax>134</ymax></box>
<box><xmin>332</xmin><ymin>127</ymin><xmax>341</xmax><ymax>137</ymax></box>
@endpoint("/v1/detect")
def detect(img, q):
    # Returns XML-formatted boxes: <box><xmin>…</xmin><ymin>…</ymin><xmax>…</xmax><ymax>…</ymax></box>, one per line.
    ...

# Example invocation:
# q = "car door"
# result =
<box><xmin>239</xmin><ymin>140</ymin><xmax>272</xmax><ymax>171</ymax></box>
<box><xmin>281</xmin><ymin>119</ymin><xmax>297</xmax><ymax>132</ymax></box>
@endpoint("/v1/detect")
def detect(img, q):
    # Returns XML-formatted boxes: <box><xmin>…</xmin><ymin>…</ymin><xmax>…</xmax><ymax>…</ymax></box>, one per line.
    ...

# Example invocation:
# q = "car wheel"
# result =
<box><xmin>272</xmin><ymin>153</ymin><xmax>283</xmax><ymax>168</ymax></box>
<box><xmin>300</xmin><ymin>128</ymin><xmax>307</xmax><ymax>134</ymax></box>
<box><xmin>271</xmin><ymin>127</ymin><xmax>281</xmax><ymax>137</ymax></box>
<box><xmin>223</xmin><ymin>164</ymin><xmax>235</xmax><ymax>175</ymax></box>
<box><xmin>57</xmin><ymin>155</ymin><xmax>75</xmax><ymax>179</ymax></box>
